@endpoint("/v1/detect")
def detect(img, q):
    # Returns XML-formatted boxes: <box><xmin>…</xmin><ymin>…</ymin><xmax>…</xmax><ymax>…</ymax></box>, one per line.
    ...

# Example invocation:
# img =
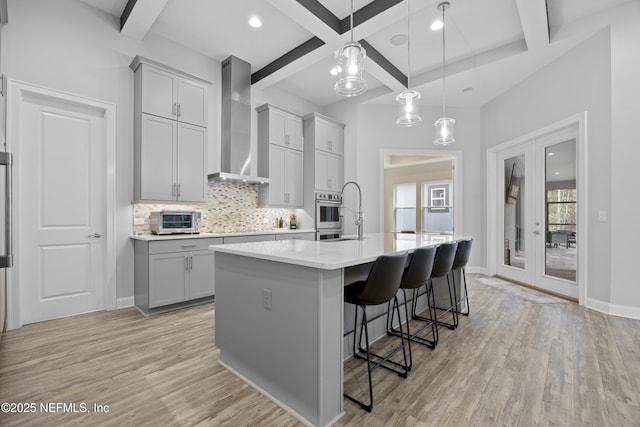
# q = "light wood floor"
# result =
<box><xmin>1</xmin><ymin>275</ymin><xmax>639</xmax><ymax>426</ymax></box>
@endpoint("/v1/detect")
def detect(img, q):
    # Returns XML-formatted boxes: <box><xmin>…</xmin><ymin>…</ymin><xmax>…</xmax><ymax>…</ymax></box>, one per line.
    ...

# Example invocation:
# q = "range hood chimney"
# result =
<box><xmin>208</xmin><ymin>55</ymin><xmax>268</xmax><ymax>184</ymax></box>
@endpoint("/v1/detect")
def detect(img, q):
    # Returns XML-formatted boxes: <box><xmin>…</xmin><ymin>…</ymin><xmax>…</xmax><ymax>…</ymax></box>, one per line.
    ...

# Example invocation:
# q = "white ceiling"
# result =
<box><xmin>79</xmin><ymin>0</ymin><xmax>635</xmax><ymax>108</ymax></box>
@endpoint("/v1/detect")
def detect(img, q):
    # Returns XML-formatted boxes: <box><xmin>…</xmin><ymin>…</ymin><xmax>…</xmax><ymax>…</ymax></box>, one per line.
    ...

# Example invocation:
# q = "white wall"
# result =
<box><xmin>481</xmin><ymin>30</ymin><xmax>613</xmax><ymax>304</ymax></box>
<box><xmin>325</xmin><ymin>101</ymin><xmax>483</xmax><ymax>268</ymax></box>
<box><xmin>610</xmin><ymin>5</ymin><xmax>640</xmax><ymax>313</ymax></box>
<box><xmin>0</xmin><ymin>0</ymin><xmax>323</xmax><ymax>301</ymax></box>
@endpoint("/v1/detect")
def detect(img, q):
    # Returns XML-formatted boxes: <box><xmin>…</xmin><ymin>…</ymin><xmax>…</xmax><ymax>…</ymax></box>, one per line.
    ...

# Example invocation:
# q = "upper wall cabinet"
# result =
<box><xmin>312</xmin><ymin>114</ymin><xmax>344</xmax><ymax>156</ymax></box>
<box><xmin>131</xmin><ymin>56</ymin><xmax>211</xmax><ymax>203</ymax></box>
<box><xmin>257</xmin><ymin>103</ymin><xmax>303</xmax><ymax>152</ymax></box>
<box><xmin>133</xmin><ymin>56</ymin><xmax>209</xmax><ymax>128</ymax></box>
<box><xmin>256</xmin><ymin>104</ymin><xmax>304</xmax><ymax>207</ymax></box>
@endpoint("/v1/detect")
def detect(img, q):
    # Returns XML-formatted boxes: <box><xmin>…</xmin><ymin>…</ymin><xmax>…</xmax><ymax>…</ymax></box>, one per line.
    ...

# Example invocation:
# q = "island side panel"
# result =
<box><xmin>215</xmin><ymin>252</ymin><xmax>342</xmax><ymax>426</ymax></box>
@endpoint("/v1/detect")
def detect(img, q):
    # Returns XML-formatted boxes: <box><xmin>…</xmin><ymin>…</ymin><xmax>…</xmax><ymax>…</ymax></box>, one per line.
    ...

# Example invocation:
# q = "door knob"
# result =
<box><xmin>533</xmin><ymin>230</ymin><xmax>540</xmax><ymax>235</ymax></box>
<box><xmin>88</xmin><ymin>233</ymin><xmax>102</xmax><ymax>238</ymax></box>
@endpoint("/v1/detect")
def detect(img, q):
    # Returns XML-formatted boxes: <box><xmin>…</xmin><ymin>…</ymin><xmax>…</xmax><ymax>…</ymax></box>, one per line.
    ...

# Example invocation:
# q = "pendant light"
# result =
<box><xmin>434</xmin><ymin>2</ymin><xmax>455</xmax><ymax>145</ymax></box>
<box><xmin>334</xmin><ymin>0</ymin><xmax>367</xmax><ymax>97</ymax></box>
<box><xmin>396</xmin><ymin>0</ymin><xmax>422</xmax><ymax>127</ymax></box>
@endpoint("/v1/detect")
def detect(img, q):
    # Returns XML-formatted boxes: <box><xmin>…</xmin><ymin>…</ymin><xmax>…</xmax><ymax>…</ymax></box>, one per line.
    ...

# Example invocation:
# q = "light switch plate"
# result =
<box><xmin>598</xmin><ymin>210</ymin><xmax>607</xmax><ymax>222</ymax></box>
<box><xmin>263</xmin><ymin>289</ymin><xmax>272</xmax><ymax>311</ymax></box>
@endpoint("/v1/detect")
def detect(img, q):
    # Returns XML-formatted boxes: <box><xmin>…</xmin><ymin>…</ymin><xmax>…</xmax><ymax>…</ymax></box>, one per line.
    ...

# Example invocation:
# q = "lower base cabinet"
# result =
<box><xmin>134</xmin><ymin>232</ymin><xmax>316</xmax><ymax>313</ymax></box>
<box><xmin>134</xmin><ymin>237</ymin><xmax>222</xmax><ymax>313</ymax></box>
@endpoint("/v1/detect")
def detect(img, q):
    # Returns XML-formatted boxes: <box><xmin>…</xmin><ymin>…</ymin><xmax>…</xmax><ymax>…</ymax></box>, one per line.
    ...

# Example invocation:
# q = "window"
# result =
<box><xmin>394</xmin><ymin>183</ymin><xmax>416</xmax><ymax>233</ymax></box>
<box><xmin>423</xmin><ymin>182</ymin><xmax>453</xmax><ymax>234</ymax></box>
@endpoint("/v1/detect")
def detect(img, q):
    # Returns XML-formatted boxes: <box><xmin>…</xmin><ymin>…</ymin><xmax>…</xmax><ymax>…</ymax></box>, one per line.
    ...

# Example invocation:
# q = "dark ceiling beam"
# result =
<box><xmin>251</xmin><ymin>37</ymin><xmax>326</xmax><ymax>84</ymax></box>
<box><xmin>0</xmin><ymin>0</ymin><xmax>8</xmax><ymax>24</ymax></box>
<box><xmin>339</xmin><ymin>0</ymin><xmax>404</xmax><ymax>35</ymax></box>
<box><xmin>120</xmin><ymin>0</ymin><xmax>137</xmax><ymax>31</ymax></box>
<box><xmin>359</xmin><ymin>39</ymin><xmax>407</xmax><ymax>87</ymax></box>
<box><xmin>296</xmin><ymin>0</ymin><xmax>341</xmax><ymax>33</ymax></box>
<box><xmin>255</xmin><ymin>0</ymin><xmax>405</xmax><ymax>86</ymax></box>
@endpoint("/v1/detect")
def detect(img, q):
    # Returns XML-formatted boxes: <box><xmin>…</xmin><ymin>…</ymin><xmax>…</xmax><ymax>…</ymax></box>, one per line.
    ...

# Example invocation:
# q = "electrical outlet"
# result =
<box><xmin>263</xmin><ymin>289</ymin><xmax>272</xmax><ymax>311</ymax></box>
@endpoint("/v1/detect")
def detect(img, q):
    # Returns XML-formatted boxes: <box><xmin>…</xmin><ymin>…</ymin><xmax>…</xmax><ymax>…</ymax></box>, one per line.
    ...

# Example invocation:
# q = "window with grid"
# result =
<box><xmin>547</xmin><ymin>188</ymin><xmax>576</xmax><ymax>232</ymax></box>
<box><xmin>394</xmin><ymin>183</ymin><xmax>416</xmax><ymax>233</ymax></box>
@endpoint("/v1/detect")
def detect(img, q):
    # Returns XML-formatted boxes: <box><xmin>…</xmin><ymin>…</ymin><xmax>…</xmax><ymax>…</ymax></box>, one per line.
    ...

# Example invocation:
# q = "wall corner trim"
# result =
<box><xmin>116</xmin><ymin>296</ymin><xmax>135</xmax><ymax>309</ymax></box>
<box><xmin>585</xmin><ymin>297</ymin><xmax>640</xmax><ymax>320</ymax></box>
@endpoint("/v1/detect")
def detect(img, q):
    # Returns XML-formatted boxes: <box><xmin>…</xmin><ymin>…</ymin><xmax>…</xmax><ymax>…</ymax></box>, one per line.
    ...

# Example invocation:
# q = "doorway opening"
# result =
<box><xmin>381</xmin><ymin>152</ymin><xmax>460</xmax><ymax>235</ymax></box>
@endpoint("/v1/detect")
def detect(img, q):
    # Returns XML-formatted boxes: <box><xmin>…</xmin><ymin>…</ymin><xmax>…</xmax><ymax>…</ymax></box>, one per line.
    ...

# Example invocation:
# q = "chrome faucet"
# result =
<box><xmin>340</xmin><ymin>181</ymin><xmax>363</xmax><ymax>240</ymax></box>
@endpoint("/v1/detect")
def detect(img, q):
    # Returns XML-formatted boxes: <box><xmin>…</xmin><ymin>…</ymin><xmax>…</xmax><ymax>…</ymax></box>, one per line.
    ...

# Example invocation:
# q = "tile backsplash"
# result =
<box><xmin>133</xmin><ymin>181</ymin><xmax>298</xmax><ymax>235</ymax></box>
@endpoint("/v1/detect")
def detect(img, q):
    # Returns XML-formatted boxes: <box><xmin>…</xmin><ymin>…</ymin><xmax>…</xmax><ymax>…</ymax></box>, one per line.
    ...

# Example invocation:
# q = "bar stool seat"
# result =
<box><xmin>344</xmin><ymin>252</ymin><xmax>409</xmax><ymax>413</ymax></box>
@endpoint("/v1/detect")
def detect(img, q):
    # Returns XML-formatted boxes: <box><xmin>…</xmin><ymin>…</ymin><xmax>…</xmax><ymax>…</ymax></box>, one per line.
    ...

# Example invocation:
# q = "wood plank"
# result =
<box><xmin>1</xmin><ymin>275</ymin><xmax>639</xmax><ymax>426</ymax></box>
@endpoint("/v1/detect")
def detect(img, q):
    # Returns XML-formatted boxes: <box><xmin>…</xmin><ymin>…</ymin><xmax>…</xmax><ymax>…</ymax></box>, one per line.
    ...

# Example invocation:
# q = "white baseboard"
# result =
<box><xmin>467</xmin><ymin>266</ymin><xmax>488</xmax><ymax>275</ymax></box>
<box><xmin>585</xmin><ymin>297</ymin><xmax>640</xmax><ymax>320</ymax></box>
<box><xmin>116</xmin><ymin>296</ymin><xmax>134</xmax><ymax>309</ymax></box>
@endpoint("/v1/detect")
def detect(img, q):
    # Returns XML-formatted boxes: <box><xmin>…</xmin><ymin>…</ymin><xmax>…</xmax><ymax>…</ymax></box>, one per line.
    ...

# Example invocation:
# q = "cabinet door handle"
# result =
<box><xmin>177</xmin><ymin>104</ymin><xmax>182</xmax><ymax>118</ymax></box>
<box><xmin>188</xmin><ymin>255</ymin><xmax>192</xmax><ymax>270</ymax></box>
<box><xmin>184</xmin><ymin>256</ymin><xmax>188</xmax><ymax>270</ymax></box>
<box><xmin>181</xmin><ymin>244</ymin><xmax>197</xmax><ymax>248</ymax></box>
<box><xmin>328</xmin><ymin>179</ymin><xmax>332</xmax><ymax>189</ymax></box>
<box><xmin>177</xmin><ymin>184</ymin><xmax>181</xmax><ymax>199</ymax></box>
<box><xmin>172</xmin><ymin>103</ymin><xmax>177</xmax><ymax>116</ymax></box>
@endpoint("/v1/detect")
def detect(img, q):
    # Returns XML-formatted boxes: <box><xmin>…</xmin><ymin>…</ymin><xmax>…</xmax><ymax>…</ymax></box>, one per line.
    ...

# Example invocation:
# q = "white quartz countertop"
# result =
<box><xmin>130</xmin><ymin>229</ymin><xmax>316</xmax><ymax>241</ymax></box>
<box><xmin>209</xmin><ymin>233</ymin><xmax>472</xmax><ymax>270</ymax></box>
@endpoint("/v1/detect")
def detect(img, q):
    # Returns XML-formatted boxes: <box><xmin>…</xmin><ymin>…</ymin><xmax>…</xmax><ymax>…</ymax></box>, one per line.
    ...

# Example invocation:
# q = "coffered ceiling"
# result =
<box><xmin>79</xmin><ymin>0</ymin><xmax>635</xmax><ymax>108</ymax></box>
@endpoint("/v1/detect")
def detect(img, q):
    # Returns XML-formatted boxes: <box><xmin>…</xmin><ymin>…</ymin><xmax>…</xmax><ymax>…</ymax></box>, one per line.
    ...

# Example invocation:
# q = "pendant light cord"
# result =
<box><xmin>441</xmin><ymin>3</ymin><xmax>446</xmax><ymax>119</ymax></box>
<box><xmin>407</xmin><ymin>0</ymin><xmax>411</xmax><ymax>89</ymax></box>
<box><xmin>350</xmin><ymin>0</ymin><xmax>354</xmax><ymax>42</ymax></box>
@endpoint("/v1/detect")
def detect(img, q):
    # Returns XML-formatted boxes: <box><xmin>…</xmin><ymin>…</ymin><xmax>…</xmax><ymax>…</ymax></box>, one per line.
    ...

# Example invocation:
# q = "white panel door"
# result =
<box><xmin>176</xmin><ymin>123</ymin><xmax>206</xmax><ymax>203</ymax></box>
<box><xmin>19</xmin><ymin>92</ymin><xmax>106</xmax><ymax>324</ymax></box>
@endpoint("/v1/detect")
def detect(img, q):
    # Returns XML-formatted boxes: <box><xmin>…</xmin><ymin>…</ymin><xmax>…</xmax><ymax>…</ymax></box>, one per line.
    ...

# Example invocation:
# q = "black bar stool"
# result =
<box><xmin>450</xmin><ymin>238</ymin><xmax>473</xmax><ymax>327</ymax></box>
<box><xmin>386</xmin><ymin>246</ymin><xmax>438</xmax><ymax>370</ymax></box>
<box><xmin>344</xmin><ymin>252</ymin><xmax>409</xmax><ymax>413</ymax></box>
<box><xmin>429</xmin><ymin>242</ymin><xmax>458</xmax><ymax>330</ymax></box>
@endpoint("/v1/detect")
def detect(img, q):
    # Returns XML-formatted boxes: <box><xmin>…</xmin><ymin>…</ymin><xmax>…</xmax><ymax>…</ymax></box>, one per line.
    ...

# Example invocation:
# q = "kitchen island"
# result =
<box><xmin>210</xmin><ymin>233</ymin><xmax>470</xmax><ymax>426</ymax></box>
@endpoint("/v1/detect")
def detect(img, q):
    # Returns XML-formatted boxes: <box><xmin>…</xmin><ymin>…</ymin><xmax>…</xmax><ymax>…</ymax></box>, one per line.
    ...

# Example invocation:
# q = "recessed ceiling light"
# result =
<box><xmin>390</xmin><ymin>34</ymin><xmax>408</xmax><ymax>46</ymax></box>
<box><xmin>430</xmin><ymin>20</ymin><xmax>444</xmax><ymax>31</ymax></box>
<box><xmin>548</xmin><ymin>152</ymin><xmax>555</xmax><ymax>156</ymax></box>
<box><xmin>554</xmin><ymin>172</ymin><xmax>560</xmax><ymax>175</ymax></box>
<box><xmin>330</xmin><ymin>67</ymin><xmax>339</xmax><ymax>76</ymax></box>
<box><xmin>248</xmin><ymin>16</ymin><xmax>262</xmax><ymax>28</ymax></box>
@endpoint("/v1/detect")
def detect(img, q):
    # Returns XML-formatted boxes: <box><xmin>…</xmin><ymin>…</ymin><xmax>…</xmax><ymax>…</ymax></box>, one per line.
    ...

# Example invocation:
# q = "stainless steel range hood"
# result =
<box><xmin>208</xmin><ymin>55</ymin><xmax>269</xmax><ymax>185</ymax></box>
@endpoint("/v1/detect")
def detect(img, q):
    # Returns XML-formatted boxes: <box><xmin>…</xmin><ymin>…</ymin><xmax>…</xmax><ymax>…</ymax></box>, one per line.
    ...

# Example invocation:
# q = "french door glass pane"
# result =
<box><xmin>545</xmin><ymin>140</ymin><xmax>576</xmax><ymax>281</ymax></box>
<box><xmin>504</xmin><ymin>156</ymin><xmax>525</xmax><ymax>269</ymax></box>
<box><xmin>395</xmin><ymin>183</ymin><xmax>416</xmax><ymax>232</ymax></box>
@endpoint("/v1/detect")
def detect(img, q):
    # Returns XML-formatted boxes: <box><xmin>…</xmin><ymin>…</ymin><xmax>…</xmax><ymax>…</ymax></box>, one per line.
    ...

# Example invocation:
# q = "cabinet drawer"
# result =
<box><xmin>275</xmin><ymin>232</ymin><xmax>315</xmax><ymax>241</ymax></box>
<box><xmin>149</xmin><ymin>237</ymin><xmax>223</xmax><ymax>254</ymax></box>
<box><xmin>223</xmin><ymin>234</ymin><xmax>276</xmax><ymax>244</ymax></box>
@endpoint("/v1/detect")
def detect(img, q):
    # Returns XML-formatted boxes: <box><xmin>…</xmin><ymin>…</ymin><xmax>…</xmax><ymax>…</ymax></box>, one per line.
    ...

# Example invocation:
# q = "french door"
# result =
<box><xmin>496</xmin><ymin>126</ymin><xmax>578</xmax><ymax>299</ymax></box>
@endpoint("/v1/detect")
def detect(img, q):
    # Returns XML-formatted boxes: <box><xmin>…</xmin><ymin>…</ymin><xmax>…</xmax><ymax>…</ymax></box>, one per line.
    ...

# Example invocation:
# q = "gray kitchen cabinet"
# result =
<box><xmin>135</xmin><ymin>56</ymin><xmax>208</xmax><ymax>127</ymax></box>
<box><xmin>134</xmin><ymin>237</ymin><xmax>222</xmax><ymax>313</ymax></box>
<box><xmin>302</xmin><ymin>113</ymin><xmax>345</xmax><ymax>193</ymax></box>
<box><xmin>257</xmin><ymin>103</ymin><xmax>303</xmax><ymax>151</ymax></box>
<box><xmin>275</xmin><ymin>232</ymin><xmax>316</xmax><ymax>241</ymax></box>
<box><xmin>131</xmin><ymin>55</ymin><xmax>210</xmax><ymax>203</ymax></box>
<box><xmin>257</xmin><ymin>103</ymin><xmax>304</xmax><ymax>207</ymax></box>
<box><xmin>223</xmin><ymin>234</ymin><xmax>276</xmax><ymax>244</ymax></box>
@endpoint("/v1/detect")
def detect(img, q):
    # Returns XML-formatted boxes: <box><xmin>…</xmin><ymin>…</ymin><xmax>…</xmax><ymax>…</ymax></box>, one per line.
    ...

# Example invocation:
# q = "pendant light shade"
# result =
<box><xmin>396</xmin><ymin>90</ymin><xmax>422</xmax><ymax>127</ymax></box>
<box><xmin>434</xmin><ymin>1</ymin><xmax>455</xmax><ymax>145</ymax></box>
<box><xmin>434</xmin><ymin>117</ymin><xmax>455</xmax><ymax>145</ymax></box>
<box><xmin>334</xmin><ymin>41</ymin><xmax>367</xmax><ymax>96</ymax></box>
<box><xmin>396</xmin><ymin>0</ymin><xmax>422</xmax><ymax>127</ymax></box>
<box><xmin>334</xmin><ymin>0</ymin><xmax>367</xmax><ymax>97</ymax></box>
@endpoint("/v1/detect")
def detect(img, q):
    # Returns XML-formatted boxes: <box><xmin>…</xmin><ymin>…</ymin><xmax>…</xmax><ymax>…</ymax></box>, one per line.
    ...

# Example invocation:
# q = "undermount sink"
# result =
<box><xmin>320</xmin><ymin>236</ymin><xmax>367</xmax><ymax>242</ymax></box>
